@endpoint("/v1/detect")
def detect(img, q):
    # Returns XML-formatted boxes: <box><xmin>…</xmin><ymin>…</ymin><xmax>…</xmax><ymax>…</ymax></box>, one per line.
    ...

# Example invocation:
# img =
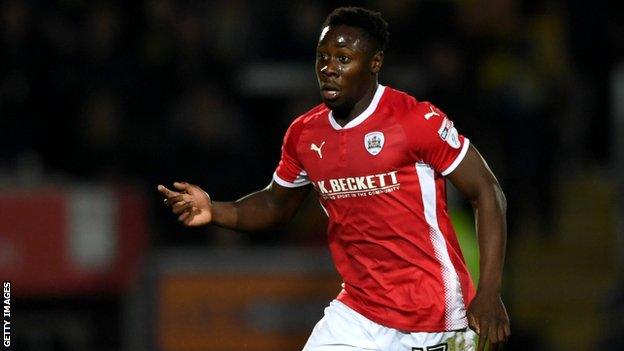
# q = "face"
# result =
<box><xmin>315</xmin><ymin>25</ymin><xmax>382</xmax><ymax>111</ymax></box>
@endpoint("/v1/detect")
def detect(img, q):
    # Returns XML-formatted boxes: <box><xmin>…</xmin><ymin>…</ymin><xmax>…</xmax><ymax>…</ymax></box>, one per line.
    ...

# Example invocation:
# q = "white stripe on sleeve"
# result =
<box><xmin>273</xmin><ymin>171</ymin><xmax>310</xmax><ymax>188</ymax></box>
<box><xmin>441</xmin><ymin>138</ymin><xmax>470</xmax><ymax>176</ymax></box>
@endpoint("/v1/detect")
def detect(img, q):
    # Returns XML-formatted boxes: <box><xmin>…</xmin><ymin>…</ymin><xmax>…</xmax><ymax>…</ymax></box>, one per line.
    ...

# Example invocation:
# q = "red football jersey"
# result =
<box><xmin>274</xmin><ymin>85</ymin><xmax>476</xmax><ymax>331</ymax></box>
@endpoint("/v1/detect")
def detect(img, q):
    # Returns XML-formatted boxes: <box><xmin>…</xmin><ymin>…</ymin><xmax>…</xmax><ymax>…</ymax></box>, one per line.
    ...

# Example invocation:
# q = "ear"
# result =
<box><xmin>370</xmin><ymin>51</ymin><xmax>384</xmax><ymax>74</ymax></box>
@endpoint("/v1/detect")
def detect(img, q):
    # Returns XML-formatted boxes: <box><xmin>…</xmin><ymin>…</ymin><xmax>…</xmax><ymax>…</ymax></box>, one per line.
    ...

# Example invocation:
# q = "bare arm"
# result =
<box><xmin>157</xmin><ymin>181</ymin><xmax>311</xmax><ymax>231</ymax></box>
<box><xmin>212</xmin><ymin>181</ymin><xmax>311</xmax><ymax>230</ymax></box>
<box><xmin>447</xmin><ymin>145</ymin><xmax>510</xmax><ymax>350</ymax></box>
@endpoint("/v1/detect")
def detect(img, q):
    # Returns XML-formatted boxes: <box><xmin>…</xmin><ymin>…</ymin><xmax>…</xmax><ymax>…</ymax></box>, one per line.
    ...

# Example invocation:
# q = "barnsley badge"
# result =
<box><xmin>364</xmin><ymin>131</ymin><xmax>384</xmax><ymax>155</ymax></box>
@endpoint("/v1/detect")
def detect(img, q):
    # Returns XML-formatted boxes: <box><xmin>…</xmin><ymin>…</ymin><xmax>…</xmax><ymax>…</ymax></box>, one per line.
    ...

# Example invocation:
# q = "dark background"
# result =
<box><xmin>1</xmin><ymin>0</ymin><xmax>622</xmax><ymax>350</ymax></box>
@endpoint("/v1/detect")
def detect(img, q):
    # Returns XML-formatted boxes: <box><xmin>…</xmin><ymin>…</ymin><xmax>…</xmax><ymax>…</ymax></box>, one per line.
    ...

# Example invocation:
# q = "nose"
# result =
<box><xmin>320</xmin><ymin>59</ymin><xmax>339</xmax><ymax>77</ymax></box>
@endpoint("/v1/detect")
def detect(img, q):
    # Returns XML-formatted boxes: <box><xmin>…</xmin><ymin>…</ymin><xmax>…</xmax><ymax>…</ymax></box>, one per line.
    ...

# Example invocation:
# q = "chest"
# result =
<box><xmin>297</xmin><ymin>121</ymin><xmax>411</xmax><ymax>182</ymax></box>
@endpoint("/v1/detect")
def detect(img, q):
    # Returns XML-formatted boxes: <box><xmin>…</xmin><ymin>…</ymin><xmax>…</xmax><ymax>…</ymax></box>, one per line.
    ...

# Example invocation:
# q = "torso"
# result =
<box><xmin>274</xmin><ymin>85</ymin><xmax>476</xmax><ymax>331</ymax></box>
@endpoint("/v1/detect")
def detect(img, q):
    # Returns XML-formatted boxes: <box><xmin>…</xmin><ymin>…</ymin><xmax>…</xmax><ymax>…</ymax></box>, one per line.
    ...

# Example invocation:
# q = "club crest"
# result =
<box><xmin>364</xmin><ymin>131</ymin><xmax>384</xmax><ymax>155</ymax></box>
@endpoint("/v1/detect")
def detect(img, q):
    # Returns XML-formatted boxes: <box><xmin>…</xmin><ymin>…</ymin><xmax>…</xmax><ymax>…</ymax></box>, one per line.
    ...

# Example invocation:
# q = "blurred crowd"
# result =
<box><xmin>2</xmin><ymin>1</ymin><xmax>622</xmax><ymax>350</ymax></box>
<box><xmin>0</xmin><ymin>0</ymin><xmax>619</xmax><ymax>243</ymax></box>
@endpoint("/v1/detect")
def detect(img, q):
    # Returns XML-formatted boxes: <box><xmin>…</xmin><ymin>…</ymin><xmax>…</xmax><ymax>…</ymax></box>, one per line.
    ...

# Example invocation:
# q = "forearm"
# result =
<box><xmin>472</xmin><ymin>183</ymin><xmax>507</xmax><ymax>294</ymax></box>
<box><xmin>211</xmin><ymin>187</ymin><xmax>295</xmax><ymax>231</ymax></box>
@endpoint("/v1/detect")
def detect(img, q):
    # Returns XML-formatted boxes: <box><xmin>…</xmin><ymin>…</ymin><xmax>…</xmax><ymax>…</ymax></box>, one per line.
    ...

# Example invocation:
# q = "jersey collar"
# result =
<box><xmin>328</xmin><ymin>84</ymin><xmax>386</xmax><ymax>130</ymax></box>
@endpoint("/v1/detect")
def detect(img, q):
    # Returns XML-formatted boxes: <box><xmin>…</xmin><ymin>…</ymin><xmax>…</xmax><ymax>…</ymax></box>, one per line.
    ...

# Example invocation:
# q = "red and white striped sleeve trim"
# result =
<box><xmin>441</xmin><ymin>138</ymin><xmax>470</xmax><ymax>176</ymax></box>
<box><xmin>273</xmin><ymin>170</ymin><xmax>310</xmax><ymax>188</ymax></box>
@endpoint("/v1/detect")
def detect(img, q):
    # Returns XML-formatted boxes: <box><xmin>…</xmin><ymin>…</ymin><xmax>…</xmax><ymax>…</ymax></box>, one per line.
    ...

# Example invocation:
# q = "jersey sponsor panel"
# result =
<box><xmin>314</xmin><ymin>171</ymin><xmax>399</xmax><ymax>199</ymax></box>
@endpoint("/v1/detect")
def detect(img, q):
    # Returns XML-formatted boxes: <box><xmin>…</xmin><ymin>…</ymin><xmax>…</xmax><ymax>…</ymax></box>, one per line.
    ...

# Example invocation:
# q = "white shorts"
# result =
<box><xmin>303</xmin><ymin>300</ymin><xmax>476</xmax><ymax>351</ymax></box>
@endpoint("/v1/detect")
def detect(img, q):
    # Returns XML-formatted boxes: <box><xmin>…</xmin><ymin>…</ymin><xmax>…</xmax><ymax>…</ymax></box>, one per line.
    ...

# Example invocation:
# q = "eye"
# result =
<box><xmin>317</xmin><ymin>52</ymin><xmax>329</xmax><ymax>61</ymax></box>
<box><xmin>338</xmin><ymin>55</ymin><xmax>351</xmax><ymax>64</ymax></box>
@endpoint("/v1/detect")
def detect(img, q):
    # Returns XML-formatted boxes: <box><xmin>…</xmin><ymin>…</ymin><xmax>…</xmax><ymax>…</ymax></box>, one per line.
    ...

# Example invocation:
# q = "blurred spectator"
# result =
<box><xmin>74</xmin><ymin>89</ymin><xmax>123</xmax><ymax>179</ymax></box>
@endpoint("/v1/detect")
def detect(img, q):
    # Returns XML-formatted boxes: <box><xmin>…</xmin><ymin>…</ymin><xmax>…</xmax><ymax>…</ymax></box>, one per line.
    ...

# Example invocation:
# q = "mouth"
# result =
<box><xmin>321</xmin><ymin>83</ymin><xmax>340</xmax><ymax>100</ymax></box>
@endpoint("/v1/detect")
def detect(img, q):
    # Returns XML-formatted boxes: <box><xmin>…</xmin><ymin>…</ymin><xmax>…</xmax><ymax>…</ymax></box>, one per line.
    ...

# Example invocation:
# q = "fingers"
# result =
<box><xmin>488</xmin><ymin>324</ymin><xmax>500</xmax><ymax>350</ymax></box>
<box><xmin>485</xmin><ymin>322</ymin><xmax>510</xmax><ymax>351</ymax></box>
<box><xmin>173</xmin><ymin>181</ymin><xmax>189</xmax><ymax>191</ymax></box>
<box><xmin>477</xmin><ymin>335</ymin><xmax>485</xmax><ymax>351</ymax></box>
<box><xmin>157</xmin><ymin>184</ymin><xmax>178</xmax><ymax>197</ymax></box>
<box><xmin>158</xmin><ymin>185</ymin><xmax>182</xmax><ymax>208</ymax></box>
<box><xmin>172</xmin><ymin>200</ymin><xmax>193</xmax><ymax>214</ymax></box>
<box><xmin>478</xmin><ymin>324</ymin><xmax>488</xmax><ymax>351</ymax></box>
<box><xmin>174</xmin><ymin>200</ymin><xmax>199</xmax><ymax>223</ymax></box>
<box><xmin>497</xmin><ymin>321</ymin><xmax>511</xmax><ymax>350</ymax></box>
<box><xmin>158</xmin><ymin>183</ymin><xmax>194</xmax><ymax>207</ymax></box>
<box><xmin>467</xmin><ymin>313</ymin><xmax>483</xmax><ymax>351</ymax></box>
<box><xmin>178</xmin><ymin>209</ymin><xmax>191</xmax><ymax>222</ymax></box>
<box><xmin>163</xmin><ymin>194</ymin><xmax>185</xmax><ymax>207</ymax></box>
<box><xmin>497</xmin><ymin>323</ymin><xmax>506</xmax><ymax>345</ymax></box>
<box><xmin>469</xmin><ymin>312</ymin><xmax>484</xmax><ymax>351</ymax></box>
<box><xmin>158</xmin><ymin>182</ymin><xmax>192</xmax><ymax>196</ymax></box>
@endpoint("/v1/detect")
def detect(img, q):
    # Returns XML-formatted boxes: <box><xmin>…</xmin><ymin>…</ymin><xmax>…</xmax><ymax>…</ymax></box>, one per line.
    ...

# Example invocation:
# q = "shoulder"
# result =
<box><xmin>379</xmin><ymin>86</ymin><xmax>418</xmax><ymax>112</ymax></box>
<box><xmin>384</xmin><ymin>87</ymin><xmax>447</xmax><ymax>130</ymax></box>
<box><xmin>282</xmin><ymin>103</ymin><xmax>328</xmax><ymax>142</ymax></box>
<box><xmin>289</xmin><ymin>103</ymin><xmax>328</xmax><ymax>128</ymax></box>
<box><xmin>385</xmin><ymin>91</ymin><xmax>453</xmax><ymax>152</ymax></box>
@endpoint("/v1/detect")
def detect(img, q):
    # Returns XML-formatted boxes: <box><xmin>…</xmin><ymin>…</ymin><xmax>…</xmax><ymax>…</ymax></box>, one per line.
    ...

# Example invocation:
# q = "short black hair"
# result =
<box><xmin>322</xmin><ymin>7</ymin><xmax>389</xmax><ymax>52</ymax></box>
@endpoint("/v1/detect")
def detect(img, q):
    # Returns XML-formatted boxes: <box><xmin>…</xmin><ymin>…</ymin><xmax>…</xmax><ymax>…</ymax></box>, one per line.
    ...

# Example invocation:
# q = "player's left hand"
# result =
<box><xmin>467</xmin><ymin>291</ymin><xmax>510</xmax><ymax>351</ymax></box>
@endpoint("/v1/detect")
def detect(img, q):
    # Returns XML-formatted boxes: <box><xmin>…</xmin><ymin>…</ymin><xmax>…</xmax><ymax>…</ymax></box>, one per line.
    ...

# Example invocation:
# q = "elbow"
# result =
<box><xmin>272</xmin><ymin>214</ymin><xmax>291</xmax><ymax>228</ymax></box>
<box><xmin>266</xmin><ymin>202</ymin><xmax>295</xmax><ymax>229</ymax></box>
<box><xmin>470</xmin><ymin>181</ymin><xmax>507</xmax><ymax>214</ymax></box>
<box><xmin>489</xmin><ymin>181</ymin><xmax>507</xmax><ymax>216</ymax></box>
<box><xmin>494</xmin><ymin>182</ymin><xmax>507</xmax><ymax>214</ymax></box>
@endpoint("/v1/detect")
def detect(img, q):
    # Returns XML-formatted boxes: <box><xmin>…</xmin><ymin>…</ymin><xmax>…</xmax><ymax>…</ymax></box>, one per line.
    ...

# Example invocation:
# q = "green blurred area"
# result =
<box><xmin>451</xmin><ymin>209</ymin><xmax>479</xmax><ymax>284</ymax></box>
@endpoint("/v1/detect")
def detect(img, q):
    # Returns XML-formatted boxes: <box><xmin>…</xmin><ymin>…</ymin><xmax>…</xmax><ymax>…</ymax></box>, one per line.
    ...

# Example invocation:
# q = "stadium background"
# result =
<box><xmin>0</xmin><ymin>0</ymin><xmax>621</xmax><ymax>350</ymax></box>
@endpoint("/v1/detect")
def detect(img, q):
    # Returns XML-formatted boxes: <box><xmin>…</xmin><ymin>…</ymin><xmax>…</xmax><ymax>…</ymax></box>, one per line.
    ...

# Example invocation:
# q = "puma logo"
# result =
<box><xmin>311</xmin><ymin>142</ymin><xmax>326</xmax><ymax>159</ymax></box>
<box><xmin>424</xmin><ymin>106</ymin><xmax>440</xmax><ymax>120</ymax></box>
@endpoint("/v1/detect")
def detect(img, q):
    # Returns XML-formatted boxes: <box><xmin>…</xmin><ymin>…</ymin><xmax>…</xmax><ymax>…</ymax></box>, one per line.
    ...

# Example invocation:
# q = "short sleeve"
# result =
<box><xmin>273</xmin><ymin>119</ymin><xmax>310</xmax><ymax>187</ymax></box>
<box><xmin>405</xmin><ymin>101</ymin><xmax>470</xmax><ymax>176</ymax></box>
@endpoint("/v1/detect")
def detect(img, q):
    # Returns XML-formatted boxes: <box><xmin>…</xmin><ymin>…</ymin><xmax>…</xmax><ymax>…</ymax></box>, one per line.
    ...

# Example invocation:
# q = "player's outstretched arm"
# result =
<box><xmin>447</xmin><ymin>145</ymin><xmax>511</xmax><ymax>351</ymax></box>
<box><xmin>157</xmin><ymin>181</ymin><xmax>310</xmax><ymax>231</ymax></box>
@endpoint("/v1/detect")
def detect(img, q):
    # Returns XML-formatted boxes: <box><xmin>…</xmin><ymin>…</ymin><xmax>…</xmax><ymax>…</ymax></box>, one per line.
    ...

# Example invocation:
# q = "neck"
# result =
<box><xmin>332</xmin><ymin>81</ymin><xmax>378</xmax><ymax>126</ymax></box>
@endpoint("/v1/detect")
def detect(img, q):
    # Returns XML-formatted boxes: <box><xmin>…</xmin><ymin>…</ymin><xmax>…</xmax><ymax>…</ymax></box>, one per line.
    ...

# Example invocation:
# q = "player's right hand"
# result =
<box><xmin>157</xmin><ymin>182</ymin><xmax>212</xmax><ymax>226</ymax></box>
